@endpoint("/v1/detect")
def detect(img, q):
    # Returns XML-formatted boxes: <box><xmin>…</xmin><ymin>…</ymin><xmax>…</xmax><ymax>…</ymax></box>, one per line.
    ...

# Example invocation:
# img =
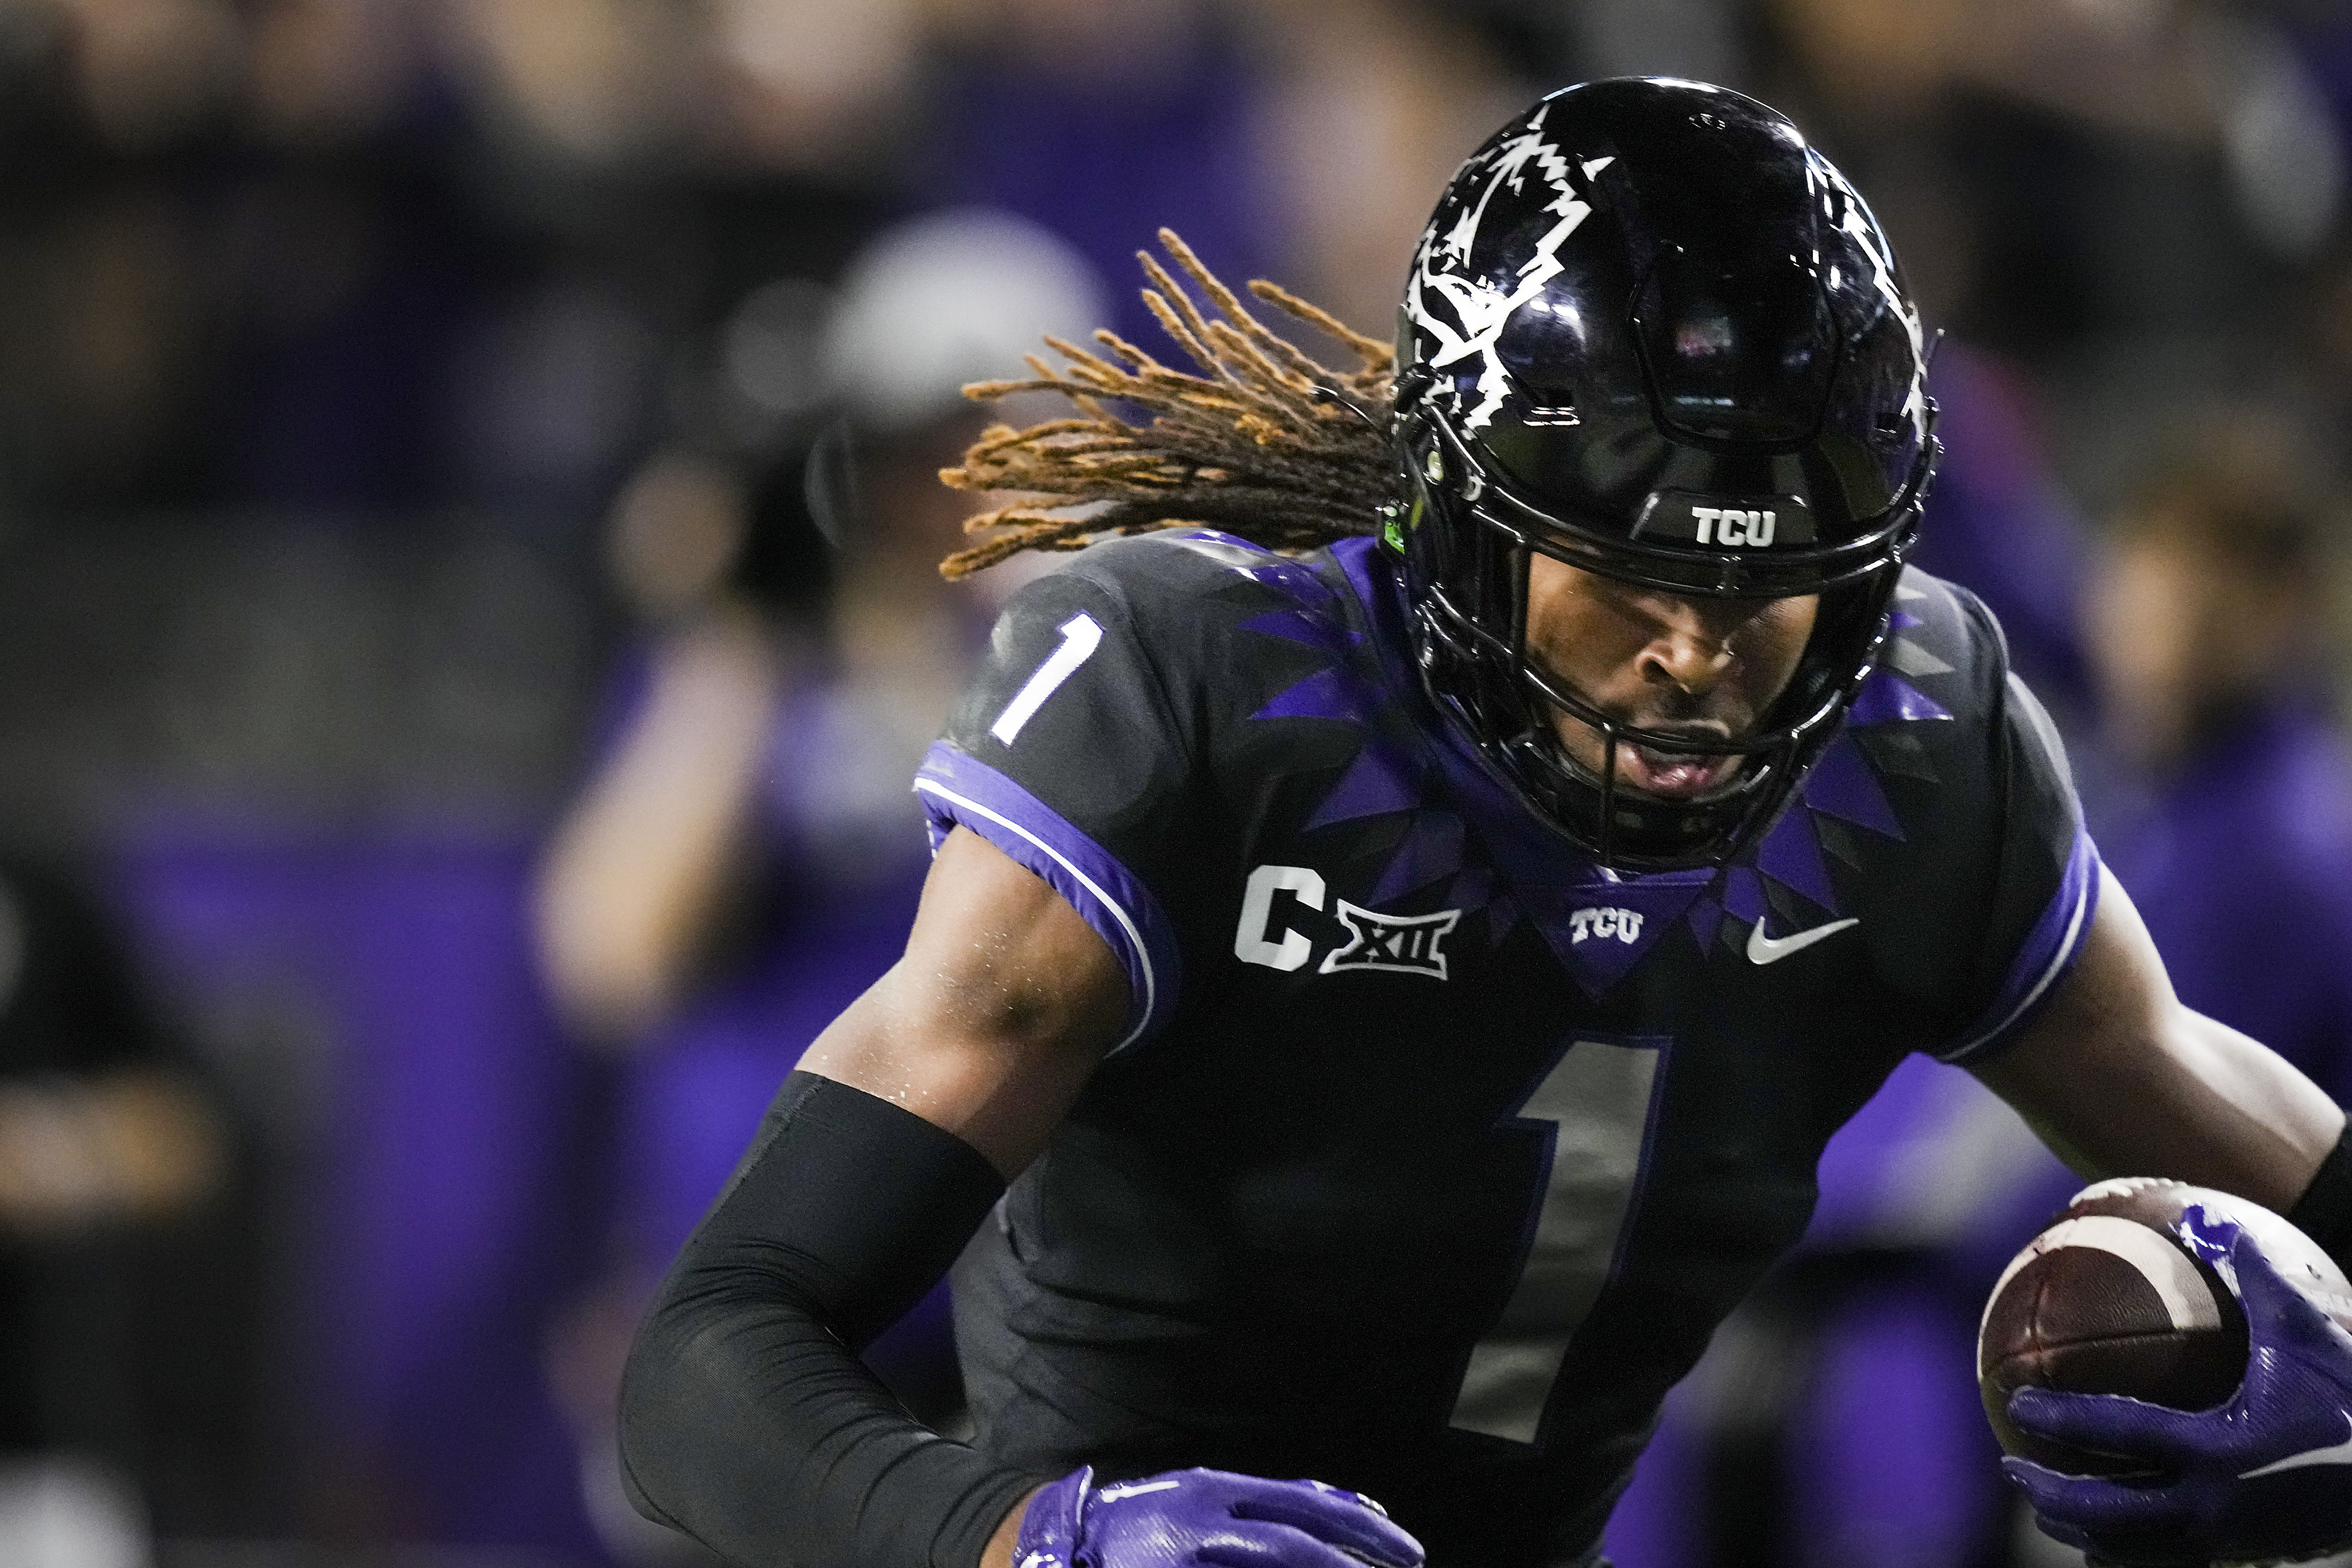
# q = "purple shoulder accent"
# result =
<box><xmin>1721</xmin><ymin>866</ymin><xmax>1770</xmax><ymax>924</ymax></box>
<box><xmin>1240</xmin><ymin>607</ymin><xmax>1361</xmax><ymax>659</ymax></box>
<box><xmin>913</xmin><ymin>741</ymin><xmax>1182</xmax><ymax>1055</ymax></box>
<box><xmin>1685</xmin><ymin>894</ymin><xmax>1724</xmax><ymax>953</ymax></box>
<box><xmin>1801</xmin><ymin>735</ymin><xmax>1904</xmax><ymax>839</ymax></box>
<box><xmin>1252</xmin><ymin>667</ymin><xmax>1367</xmax><ymax>724</ymax></box>
<box><xmin>1939</xmin><ymin>826</ymin><xmax>2102</xmax><ymax>1065</ymax></box>
<box><xmin>1848</xmin><ymin>669</ymin><xmax>1953</xmax><ymax>726</ymax></box>
<box><xmin>1756</xmin><ymin>810</ymin><xmax>1839</xmax><ymax>912</ymax></box>
<box><xmin>1368</xmin><ymin>811</ymin><xmax>1466</xmax><ymax>904</ymax></box>
<box><xmin>1305</xmin><ymin>746</ymin><xmax>1423</xmax><ymax>830</ymax></box>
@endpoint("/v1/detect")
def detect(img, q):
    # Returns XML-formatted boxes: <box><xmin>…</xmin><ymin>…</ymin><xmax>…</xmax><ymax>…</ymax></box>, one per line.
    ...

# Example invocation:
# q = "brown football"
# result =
<box><xmin>1977</xmin><ymin>1178</ymin><xmax>2352</xmax><ymax>1476</ymax></box>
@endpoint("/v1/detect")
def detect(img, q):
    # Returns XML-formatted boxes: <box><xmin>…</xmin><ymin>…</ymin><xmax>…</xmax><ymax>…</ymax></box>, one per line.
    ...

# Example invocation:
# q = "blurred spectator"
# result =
<box><xmin>0</xmin><ymin>857</ymin><xmax>242</xmax><ymax>1558</ymax></box>
<box><xmin>1751</xmin><ymin>0</ymin><xmax>2345</xmax><ymax>524</ymax></box>
<box><xmin>536</xmin><ymin>208</ymin><xmax>1101</xmax><ymax>1563</ymax></box>
<box><xmin>536</xmin><ymin>210</ymin><xmax>1102</xmax><ymax>1049</ymax></box>
<box><xmin>533</xmin><ymin>447</ymin><xmax>787</xmax><ymax>1051</ymax></box>
<box><xmin>0</xmin><ymin>0</ymin><xmax>217</xmax><ymax>517</ymax></box>
<box><xmin>2084</xmin><ymin>416</ymin><xmax>2352</xmax><ymax>1108</ymax></box>
<box><xmin>1909</xmin><ymin>343</ymin><xmax>2096</xmax><ymax>723</ymax></box>
<box><xmin>43</xmin><ymin>0</ymin><xmax>240</xmax><ymax>155</ymax></box>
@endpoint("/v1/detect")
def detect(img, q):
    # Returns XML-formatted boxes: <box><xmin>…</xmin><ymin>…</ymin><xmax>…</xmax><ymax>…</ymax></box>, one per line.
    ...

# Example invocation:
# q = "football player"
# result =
<box><xmin>618</xmin><ymin>80</ymin><xmax>2352</xmax><ymax>1568</ymax></box>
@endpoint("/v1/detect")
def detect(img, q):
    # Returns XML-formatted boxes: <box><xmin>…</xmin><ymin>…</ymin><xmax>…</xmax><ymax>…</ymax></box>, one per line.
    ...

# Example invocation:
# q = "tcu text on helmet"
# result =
<box><xmin>1692</xmin><ymin>507</ymin><xmax>1774</xmax><ymax>547</ymax></box>
<box><xmin>1233</xmin><ymin>864</ymin><xmax>1460</xmax><ymax>981</ymax></box>
<box><xmin>1632</xmin><ymin>490</ymin><xmax>1816</xmax><ymax>551</ymax></box>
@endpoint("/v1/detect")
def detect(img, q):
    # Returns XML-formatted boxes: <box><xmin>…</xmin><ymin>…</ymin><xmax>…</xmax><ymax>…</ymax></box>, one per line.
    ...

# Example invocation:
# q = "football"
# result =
<box><xmin>1977</xmin><ymin>1178</ymin><xmax>2352</xmax><ymax>1474</ymax></box>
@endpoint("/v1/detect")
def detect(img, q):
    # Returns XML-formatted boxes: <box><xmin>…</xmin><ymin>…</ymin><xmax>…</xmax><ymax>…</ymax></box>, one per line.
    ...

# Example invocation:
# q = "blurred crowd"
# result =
<box><xmin>0</xmin><ymin>0</ymin><xmax>2349</xmax><ymax>1565</ymax></box>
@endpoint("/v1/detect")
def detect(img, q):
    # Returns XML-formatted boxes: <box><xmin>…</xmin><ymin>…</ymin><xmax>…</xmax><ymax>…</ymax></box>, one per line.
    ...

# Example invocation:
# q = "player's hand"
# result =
<box><xmin>1013</xmin><ymin>1465</ymin><xmax>1423</xmax><ymax>1568</ymax></box>
<box><xmin>1999</xmin><ymin>1206</ymin><xmax>2352</xmax><ymax>1567</ymax></box>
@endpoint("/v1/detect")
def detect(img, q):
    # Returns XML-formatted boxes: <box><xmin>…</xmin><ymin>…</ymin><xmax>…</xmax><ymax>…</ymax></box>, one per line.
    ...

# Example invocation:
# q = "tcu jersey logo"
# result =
<box><xmin>1233</xmin><ymin>864</ymin><xmax>1460</xmax><ymax>981</ymax></box>
<box><xmin>1568</xmin><ymin>906</ymin><xmax>1642</xmax><ymax>944</ymax></box>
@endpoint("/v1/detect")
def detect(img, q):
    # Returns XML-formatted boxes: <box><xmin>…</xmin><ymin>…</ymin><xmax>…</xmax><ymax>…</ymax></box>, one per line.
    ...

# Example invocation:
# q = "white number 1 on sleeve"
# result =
<box><xmin>991</xmin><ymin>613</ymin><xmax>1103</xmax><ymax>745</ymax></box>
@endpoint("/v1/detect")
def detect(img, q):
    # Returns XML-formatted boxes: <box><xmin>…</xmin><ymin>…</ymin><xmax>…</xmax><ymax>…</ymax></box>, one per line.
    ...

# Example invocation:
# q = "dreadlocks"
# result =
<box><xmin>938</xmin><ymin>229</ymin><xmax>1399</xmax><ymax>580</ymax></box>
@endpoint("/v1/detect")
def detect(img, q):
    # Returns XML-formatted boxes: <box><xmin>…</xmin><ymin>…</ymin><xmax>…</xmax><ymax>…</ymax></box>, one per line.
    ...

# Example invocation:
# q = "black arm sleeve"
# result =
<box><xmin>619</xmin><ymin>1071</ymin><xmax>1048</xmax><ymax>1568</ymax></box>
<box><xmin>2289</xmin><ymin>1124</ymin><xmax>2352</xmax><ymax>1280</ymax></box>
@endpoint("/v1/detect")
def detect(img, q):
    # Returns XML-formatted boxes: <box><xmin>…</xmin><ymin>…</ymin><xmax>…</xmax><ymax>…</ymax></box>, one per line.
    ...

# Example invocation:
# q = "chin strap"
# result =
<box><xmin>2288</xmin><ymin>1124</ymin><xmax>2352</xmax><ymax>1279</ymax></box>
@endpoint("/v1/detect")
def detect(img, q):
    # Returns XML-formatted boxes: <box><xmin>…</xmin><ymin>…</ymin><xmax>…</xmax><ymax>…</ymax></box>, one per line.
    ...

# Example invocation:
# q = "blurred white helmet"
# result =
<box><xmin>819</xmin><ymin>207</ymin><xmax>1107</xmax><ymax>431</ymax></box>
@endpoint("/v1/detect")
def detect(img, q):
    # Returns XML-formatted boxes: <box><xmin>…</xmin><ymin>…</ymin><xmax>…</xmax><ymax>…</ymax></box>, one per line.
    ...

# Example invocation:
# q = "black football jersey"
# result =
<box><xmin>914</xmin><ymin>532</ymin><xmax>2095</xmax><ymax>1567</ymax></box>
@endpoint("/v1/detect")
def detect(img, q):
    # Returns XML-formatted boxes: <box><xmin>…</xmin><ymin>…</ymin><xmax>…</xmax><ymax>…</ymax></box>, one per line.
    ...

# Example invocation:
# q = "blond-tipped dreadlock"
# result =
<box><xmin>938</xmin><ymin>230</ymin><xmax>1399</xmax><ymax>580</ymax></box>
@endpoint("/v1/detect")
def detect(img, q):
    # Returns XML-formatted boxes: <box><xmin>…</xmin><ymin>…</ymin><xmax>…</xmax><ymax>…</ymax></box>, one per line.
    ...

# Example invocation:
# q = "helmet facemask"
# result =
<box><xmin>1395</xmin><ymin>389</ymin><xmax>1932</xmax><ymax>872</ymax></box>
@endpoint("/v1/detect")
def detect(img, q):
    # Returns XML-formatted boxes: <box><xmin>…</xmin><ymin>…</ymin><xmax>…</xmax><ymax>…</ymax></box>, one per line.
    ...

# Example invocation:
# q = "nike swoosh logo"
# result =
<box><xmin>2241</xmin><ymin>1419</ymin><xmax>2352</xmax><ymax>1478</ymax></box>
<box><xmin>1096</xmin><ymin>1480</ymin><xmax>1183</xmax><ymax>1503</ymax></box>
<box><xmin>1746</xmin><ymin>917</ymin><xmax>1860</xmax><ymax>965</ymax></box>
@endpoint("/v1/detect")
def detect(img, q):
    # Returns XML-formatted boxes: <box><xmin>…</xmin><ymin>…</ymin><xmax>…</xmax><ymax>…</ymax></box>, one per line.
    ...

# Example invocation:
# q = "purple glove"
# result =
<box><xmin>2002</xmin><ymin>1206</ymin><xmax>2352</xmax><ymax>1566</ymax></box>
<box><xmin>1013</xmin><ymin>1465</ymin><xmax>1423</xmax><ymax>1568</ymax></box>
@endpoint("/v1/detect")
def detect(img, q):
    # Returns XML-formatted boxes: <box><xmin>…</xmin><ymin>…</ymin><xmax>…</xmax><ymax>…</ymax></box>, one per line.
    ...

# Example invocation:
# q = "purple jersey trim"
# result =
<box><xmin>913</xmin><ymin>741</ymin><xmax>1180</xmax><ymax>1055</ymax></box>
<box><xmin>1939</xmin><ymin>826</ymin><xmax>2102</xmax><ymax>1064</ymax></box>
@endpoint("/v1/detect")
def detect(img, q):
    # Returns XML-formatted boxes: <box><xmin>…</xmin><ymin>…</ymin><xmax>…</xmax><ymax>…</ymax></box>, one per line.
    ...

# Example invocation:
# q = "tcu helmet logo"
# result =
<box><xmin>1232</xmin><ymin>864</ymin><xmax>1461</xmax><ymax>981</ymax></box>
<box><xmin>1635</xmin><ymin>490</ymin><xmax>1816</xmax><ymax>551</ymax></box>
<box><xmin>1568</xmin><ymin>907</ymin><xmax>1642</xmax><ymax>944</ymax></box>
<box><xmin>1691</xmin><ymin>507</ymin><xmax>1775</xmax><ymax>548</ymax></box>
<box><xmin>1401</xmin><ymin>101</ymin><xmax>1615</xmax><ymax>435</ymax></box>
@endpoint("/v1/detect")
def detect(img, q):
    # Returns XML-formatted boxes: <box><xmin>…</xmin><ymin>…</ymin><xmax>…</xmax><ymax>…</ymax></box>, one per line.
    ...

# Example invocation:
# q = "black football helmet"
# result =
<box><xmin>1389</xmin><ymin>78</ymin><xmax>1937</xmax><ymax>871</ymax></box>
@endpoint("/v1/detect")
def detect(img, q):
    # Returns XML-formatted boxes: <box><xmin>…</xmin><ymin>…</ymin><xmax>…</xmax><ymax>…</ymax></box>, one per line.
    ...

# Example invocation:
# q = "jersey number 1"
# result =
<box><xmin>1448</xmin><ymin>1036</ymin><xmax>1667</xmax><ymax>1445</ymax></box>
<box><xmin>992</xmin><ymin>613</ymin><xmax>1103</xmax><ymax>745</ymax></box>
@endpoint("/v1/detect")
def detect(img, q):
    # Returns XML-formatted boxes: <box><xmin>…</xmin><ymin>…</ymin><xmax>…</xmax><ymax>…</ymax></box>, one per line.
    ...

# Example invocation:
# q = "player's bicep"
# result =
<box><xmin>799</xmin><ymin>826</ymin><xmax>1127</xmax><ymax>1180</ymax></box>
<box><xmin>1971</xmin><ymin>866</ymin><xmax>2345</xmax><ymax>1212</ymax></box>
<box><xmin>914</xmin><ymin>569</ymin><xmax>1196</xmax><ymax>1060</ymax></box>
